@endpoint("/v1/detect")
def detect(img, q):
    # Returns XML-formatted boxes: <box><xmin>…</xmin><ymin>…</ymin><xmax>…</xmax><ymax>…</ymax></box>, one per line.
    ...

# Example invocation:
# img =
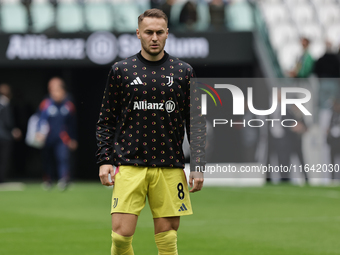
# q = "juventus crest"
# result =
<box><xmin>166</xmin><ymin>76</ymin><xmax>173</xmax><ymax>87</ymax></box>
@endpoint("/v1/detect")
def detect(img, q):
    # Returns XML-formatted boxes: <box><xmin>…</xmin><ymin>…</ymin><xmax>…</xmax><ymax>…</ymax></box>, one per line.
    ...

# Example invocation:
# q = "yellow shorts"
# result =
<box><xmin>110</xmin><ymin>166</ymin><xmax>193</xmax><ymax>218</ymax></box>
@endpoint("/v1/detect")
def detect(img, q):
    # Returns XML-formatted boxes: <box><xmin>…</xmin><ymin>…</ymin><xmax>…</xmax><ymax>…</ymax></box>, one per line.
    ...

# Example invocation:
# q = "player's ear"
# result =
<box><xmin>136</xmin><ymin>28</ymin><xmax>140</xmax><ymax>39</ymax></box>
<box><xmin>166</xmin><ymin>28</ymin><xmax>169</xmax><ymax>38</ymax></box>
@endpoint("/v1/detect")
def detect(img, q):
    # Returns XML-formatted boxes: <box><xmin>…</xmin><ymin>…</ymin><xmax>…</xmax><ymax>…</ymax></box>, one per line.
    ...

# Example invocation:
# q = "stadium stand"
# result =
<box><xmin>258</xmin><ymin>0</ymin><xmax>340</xmax><ymax>74</ymax></box>
<box><xmin>195</xmin><ymin>1</ymin><xmax>210</xmax><ymax>31</ymax></box>
<box><xmin>226</xmin><ymin>0</ymin><xmax>254</xmax><ymax>31</ymax></box>
<box><xmin>309</xmin><ymin>40</ymin><xmax>327</xmax><ymax>59</ymax></box>
<box><xmin>260</xmin><ymin>2</ymin><xmax>289</xmax><ymax>25</ymax></box>
<box><xmin>285</xmin><ymin>0</ymin><xmax>309</xmax><ymax>4</ymax></box>
<box><xmin>112</xmin><ymin>2</ymin><xmax>140</xmax><ymax>32</ymax></box>
<box><xmin>289</xmin><ymin>3</ymin><xmax>315</xmax><ymax>26</ymax></box>
<box><xmin>1</xmin><ymin>0</ymin><xmax>336</xmax><ymax>76</ymax></box>
<box><xmin>56</xmin><ymin>0</ymin><xmax>84</xmax><ymax>33</ymax></box>
<box><xmin>326</xmin><ymin>23</ymin><xmax>340</xmax><ymax>49</ymax></box>
<box><xmin>85</xmin><ymin>0</ymin><xmax>114</xmax><ymax>31</ymax></box>
<box><xmin>316</xmin><ymin>4</ymin><xmax>340</xmax><ymax>27</ymax></box>
<box><xmin>311</xmin><ymin>0</ymin><xmax>338</xmax><ymax>5</ymax></box>
<box><xmin>0</xmin><ymin>0</ymin><xmax>28</xmax><ymax>33</ymax></box>
<box><xmin>297</xmin><ymin>23</ymin><xmax>324</xmax><ymax>42</ymax></box>
<box><xmin>0</xmin><ymin>0</ymin><xmax>256</xmax><ymax>34</ymax></box>
<box><xmin>277</xmin><ymin>41</ymin><xmax>303</xmax><ymax>72</ymax></box>
<box><xmin>30</xmin><ymin>0</ymin><xmax>55</xmax><ymax>33</ymax></box>
<box><xmin>268</xmin><ymin>22</ymin><xmax>298</xmax><ymax>50</ymax></box>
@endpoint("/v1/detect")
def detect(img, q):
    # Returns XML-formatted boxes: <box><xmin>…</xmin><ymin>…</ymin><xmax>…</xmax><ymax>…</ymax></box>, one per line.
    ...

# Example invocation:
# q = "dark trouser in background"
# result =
<box><xmin>292</xmin><ymin>139</ymin><xmax>308</xmax><ymax>182</ymax></box>
<box><xmin>0</xmin><ymin>139</ymin><xmax>12</xmax><ymax>183</ymax></box>
<box><xmin>330</xmin><ymin>148</ymin><xmax>340</xmax><ymax>180</ymax></box>
<box><xmin>42</xmin><ymin>141</ymin><xmax>70</xmax><ymax>182</ymax></box>
<box><xmin>268</xmin><ymin>137</ymin><xmax>292</xmax><ymax>182</ymax></box>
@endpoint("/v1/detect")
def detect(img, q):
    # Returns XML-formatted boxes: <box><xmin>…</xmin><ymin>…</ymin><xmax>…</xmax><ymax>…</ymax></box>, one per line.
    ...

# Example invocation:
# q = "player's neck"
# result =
<box><xmin>140</xmin><ymin>50</ymin><xmax>165</xmax><ymax>62</ymax></box>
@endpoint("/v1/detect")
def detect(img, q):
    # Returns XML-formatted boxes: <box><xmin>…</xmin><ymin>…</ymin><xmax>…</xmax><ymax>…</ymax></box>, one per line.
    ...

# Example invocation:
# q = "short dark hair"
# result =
<box><xmin>138</xmin><ymin>8</ymin><xmax>168</xmax><ymax>26</ymax></box>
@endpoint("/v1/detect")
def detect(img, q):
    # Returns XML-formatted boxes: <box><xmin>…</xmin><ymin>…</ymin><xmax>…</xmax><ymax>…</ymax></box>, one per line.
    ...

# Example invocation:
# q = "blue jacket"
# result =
<box><xmin>38</xmin><ymin>97</ymin><xmax>77</xmax><ymax>146</ymax></box>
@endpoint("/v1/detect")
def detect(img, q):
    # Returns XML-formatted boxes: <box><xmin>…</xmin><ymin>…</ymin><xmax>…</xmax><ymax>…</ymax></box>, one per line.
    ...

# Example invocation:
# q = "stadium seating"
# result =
<box><xmin>316</xmin><ymin>4</ymin><xmax>340</xmax><ymax>27</ymax></box>
<box><xmin>56</xmin><ymin>0</ymin><xmax>84</xmax><ymax>33</ymax></box>
<box><xmin>311</xmin><ymin>0</ymin><xmax>337</xmax><ymax>5</ymax></box>
<box><xmin>0</xmin><ymin>0</ymin><xmax>257</xmax><ymax>33</ymax></box>
<box><xmin>309</xmin><ymin>40</ymin><xmax>327</xmax><ymax>59</ymax></box>
<box><xmin>169</xmin><ymin>1</ymin><xmax>210</xmax><ymax>31</ymax></box>
<box><xmin>169</xmin><ymin>1</ymin><xmax>188</xmax><ymax>30</ymax></box>
<box><xmin>326</xmin><ymin>23</ymin><xmax>340</xmax><ymax>46</ymax></box>
<box><xmin>30</xmin><ymin>0</ymin><xmax>55</xmax><ymax>33</ymax></box>
<box><xmin>285</xmin><ymin>0</ymin><xmax>309</xmax><ymax>5</ymax></box>
<box><xmin>297</xmin><ymin>23</ymin><xmax>324</xmax><ymax>41</ymax></box>
<box><xmin>277</xmin><ymin>42</ymin><xmax>303</xmax><ymax>72</ymax></box>
<box><xmin>289</xmin><ymin>3</ymin><xmax>315</xmax><ymax>26</ymax></box>
<box><xmin>260</xmin><ymin>3</ymin><xmax>289</xmax><ymax>25</ymax></box>
<box><xmin>0</xmin><ymin>0</ymin><xmax>28</xmax><ymax>33</ymax></box>
<box><xmin>268</xmin><ymin>22</ymin><xmax>299</xmax><ymax>50</ymax></box>
<box><xmin>226</xmin><ymin>0</ymin><xmax>254</xmax><ymax>31</ymax></box>
<box><xmin>135</xmin><ymin>0</ymin><xmax>151</xmax><ymax>13</ymax></box>
<box><xmin>111</xmin><ymin>2</ymin><xmax>139</xmax><ymax>32</ymax></box>
<box><xmin>85</xmin><ymin>0</ymin><xmax>114</xmax><ymax>31</ymax></box>
<box><xmin>259</xmin><ymin>0</ymin><xmax>340</xmax><ymax>73</ymax></box>
<box><xmin>195</xmin><ymin>2</ymin><xmax>210</xmax><ymax>31</ymax></box>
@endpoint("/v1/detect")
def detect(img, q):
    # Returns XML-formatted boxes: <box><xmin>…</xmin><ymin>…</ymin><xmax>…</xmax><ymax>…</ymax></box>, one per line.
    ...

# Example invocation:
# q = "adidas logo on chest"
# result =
<box><xmin>130</xmin><ymin>77</ymin><xmax>143</xmax><ymax>85</ymax></box>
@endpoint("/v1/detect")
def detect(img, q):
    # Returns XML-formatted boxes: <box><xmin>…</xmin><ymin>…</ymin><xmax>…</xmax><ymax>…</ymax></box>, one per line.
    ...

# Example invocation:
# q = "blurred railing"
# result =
<box><xmin>253</xmin><ymin>3</ymin><xmax>283</xmax><ymax>78</ymax></box>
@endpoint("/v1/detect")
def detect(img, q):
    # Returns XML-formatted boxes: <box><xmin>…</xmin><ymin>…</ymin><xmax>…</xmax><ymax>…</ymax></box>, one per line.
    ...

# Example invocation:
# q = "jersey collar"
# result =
<box><xmin>137</xmin><ymin>51</ymin><xmax>169</xmax><ymax>66</ymax></box>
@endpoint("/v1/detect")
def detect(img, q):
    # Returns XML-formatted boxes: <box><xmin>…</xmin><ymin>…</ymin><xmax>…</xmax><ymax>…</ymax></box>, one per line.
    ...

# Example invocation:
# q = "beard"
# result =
<box><xmin>141</xmin><ymin>41</ymin><xmax>164</xmax><ymax>56</ymax></box>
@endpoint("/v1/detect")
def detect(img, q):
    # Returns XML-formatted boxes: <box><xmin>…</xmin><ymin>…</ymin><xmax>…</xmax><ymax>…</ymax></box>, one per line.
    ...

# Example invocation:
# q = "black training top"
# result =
<box><xmin>96</xmin><ymin>51</ymin><xmax>205</xmax><ymax>170</ymax></box>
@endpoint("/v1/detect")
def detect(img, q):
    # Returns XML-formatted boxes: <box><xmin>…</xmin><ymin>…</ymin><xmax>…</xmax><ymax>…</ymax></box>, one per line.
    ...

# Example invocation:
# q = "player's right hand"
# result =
<box><xmin>189</xmin><ymin>171</ymin><xmax>204</xmax><ymax>193</ymax></box>
<box><xmin>99</xmin><ymin>164</ymin><xmax>115</xmax><ymax>186</ymax></box>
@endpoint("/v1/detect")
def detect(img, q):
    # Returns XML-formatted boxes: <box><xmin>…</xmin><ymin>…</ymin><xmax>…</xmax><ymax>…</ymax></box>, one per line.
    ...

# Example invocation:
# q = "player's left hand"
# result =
<box><xmin>189</xmin><ymin>171</ymin><xmax>204</xmax><ymax>193</ymax></box>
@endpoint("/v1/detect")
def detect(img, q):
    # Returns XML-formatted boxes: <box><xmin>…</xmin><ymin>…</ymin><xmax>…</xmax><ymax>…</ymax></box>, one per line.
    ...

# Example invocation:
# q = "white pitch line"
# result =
<box><xmin>221</xmin><ymin>187</ymin><xmax>340</xmax><ymax>199</ymax></box>
<box><xmin>0</xmin><ymin>183</ymin><xmax>25</xmax><ymax>191</ymax></box>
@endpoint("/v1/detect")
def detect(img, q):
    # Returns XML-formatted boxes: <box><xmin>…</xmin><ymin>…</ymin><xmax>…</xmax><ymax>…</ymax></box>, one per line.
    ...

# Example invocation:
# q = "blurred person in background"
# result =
<box><xmin>288</xmin><ymin>37</ymin><xmax>314</xmax><ymax>78</ymax></box>
<box><xmin>314</xmin><ymin>40</ymin><xmax>340</xmax><ymax>185</ymax></box>
<box><xmin>179</xmin><ymin>1</ymin><xmax>197</xmax><ymax>30</ymax></box>
<box><xmin>326</xmin><ymin>99</ymin><xmax>340</xmax><ymax>185</ymax></box>
<box><xmin>267</xmin><ymin>94</ymin><xmax>308</xmax><ymax>184</ymax></box>
<box><xmin>151</xmin><ymin>0</ymin><xmax>164</xmax><ymax>9</ymax></box>
<box><xmin>0</xmin><ymin>84</ymin><xmax>22</xmax><ymax>183</ymax></box>
<box><xmin>11</xmin><ymin>88</ymin><xmax>32</xmax><ymax>179</ymax></box>
<box><xmin>160</xmin><ymin>0</ymin><xmax>176</xmax><ymax>30</ymax></box>
<box><xmin>240</xmin><ymin>104</ymin><xmax>259</xmax><ymax>162</ymax></box>
<box><xmin>209</xmin><ymin>0</ymin><xmax>227</xmax><ymax>31</ymax></box>
<box><xmin>20</xmin><ymin>0</ymin><xmax>33</xmax><ymax>32</ymax></box>
<box><xmin>267</xmin><ymin>94</ymin><xmax>291</xmax><ymax>183</ymax></box>
<box><xmin>288</xmin><ymin>104</ymin><xmax>308</xmax><ymax>184</ymax></box>
<box><xmin>314</xmin><ymin>41</ymin><xmax>340</xmax><ymax>79</ymax></box>
<box><xmin>314</xmin><ymin>40</ymin><xmax>340</xmax><ymax>109</ymax></box>
<box><xmin>36</xmin><ymin>77</ymin><xmax>77</xmax><ymax>190</ymax></box>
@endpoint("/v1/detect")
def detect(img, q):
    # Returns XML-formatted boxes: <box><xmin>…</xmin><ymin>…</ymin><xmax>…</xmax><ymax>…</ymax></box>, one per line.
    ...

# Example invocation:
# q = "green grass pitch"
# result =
<box><xmin>0</xmin><ymin>183</ymin><xmax>340</xmax><ymax>255</ymax></box>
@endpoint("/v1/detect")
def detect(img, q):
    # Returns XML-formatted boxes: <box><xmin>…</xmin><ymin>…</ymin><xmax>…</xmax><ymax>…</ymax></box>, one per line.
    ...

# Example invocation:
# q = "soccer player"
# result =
<box><xmin>96</xmin><ymin>9</ymin><xmax>205</xmax><ymax>255</ymax></box>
